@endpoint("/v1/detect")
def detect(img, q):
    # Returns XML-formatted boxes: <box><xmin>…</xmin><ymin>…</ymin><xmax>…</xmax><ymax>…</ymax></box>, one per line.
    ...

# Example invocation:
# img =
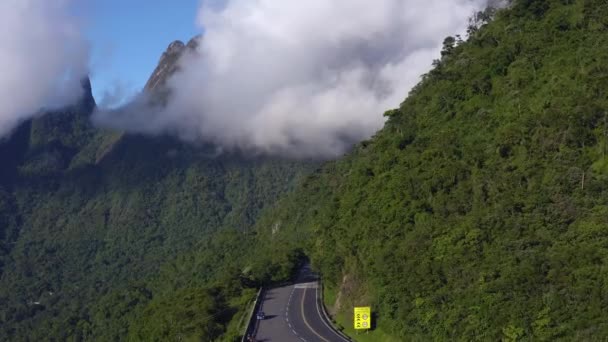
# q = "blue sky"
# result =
<box><xmin>81</xmin><ymin>0</ymin><xmax>200</xmax><ymax>103</ymax></box>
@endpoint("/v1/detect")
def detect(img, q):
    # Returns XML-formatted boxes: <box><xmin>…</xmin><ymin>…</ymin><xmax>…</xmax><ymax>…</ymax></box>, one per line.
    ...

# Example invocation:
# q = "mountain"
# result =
<box><xmin>145</xmin><ymin>36</ymin><xmax>200</xmax><ymax>93</ymax></box>
<box><xmin>141</xmin><ymin>37</ymin><xmax>196</xmax><ymax>111</ymax></box>
<box><xmin>252</xmin><ymin>0</ymin><xmax>608</xmax><ymax>340</ymax></box>
<box><xmin>0</xmin><ymin>38</ymin><xmax>316</xmax><ymax>341</ymax></box>
<box><xmin>4</xmin><ymin>0</ymin><xmax>607</xmax><ymax>340</ymax></box>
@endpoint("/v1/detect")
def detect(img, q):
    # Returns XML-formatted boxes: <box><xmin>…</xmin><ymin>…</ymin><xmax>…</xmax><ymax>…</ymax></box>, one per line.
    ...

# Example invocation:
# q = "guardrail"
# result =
<box><xmin>241</xmin><ymin>287</ymin><xmax>263</xmax><ymax>342</ymax></box>
<box><xmin>317</xmin><ymin>278</ymin><xmax>353</xmax><ymax>342</ymax></box>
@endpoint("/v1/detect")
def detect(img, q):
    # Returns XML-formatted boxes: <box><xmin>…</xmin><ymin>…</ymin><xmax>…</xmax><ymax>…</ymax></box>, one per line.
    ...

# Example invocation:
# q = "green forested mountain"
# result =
<box><xmin>3</xmin><ymin>0</ymin><xmax>608</xmax><ymax>341</ymax></box>
<box><xmin>253</xmin><ymin>0</ymin><xmax>608</xmax><ymax>340</ymax></box>
<box><xmin>0</xmin><ymin>44</ymin><xmax>315</xmax><ymax>340</ymax></box>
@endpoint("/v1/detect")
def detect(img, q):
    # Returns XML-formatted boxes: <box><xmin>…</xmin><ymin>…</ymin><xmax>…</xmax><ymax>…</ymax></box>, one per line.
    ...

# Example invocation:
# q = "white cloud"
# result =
<box><xmin>0</xmin><ymin>0</ymin><xmax>89</xmax><ymax>138</ymax></box>
<box><xmin>96</xmin><ymin>0</ymin><xmax>490</xmax><ymax>157</ymax></box>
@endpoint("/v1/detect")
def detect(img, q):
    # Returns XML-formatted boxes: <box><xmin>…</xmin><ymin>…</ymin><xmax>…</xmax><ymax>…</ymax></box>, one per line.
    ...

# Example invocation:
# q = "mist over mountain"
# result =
<box><xmin>0</xmin><ymin>0</ymin><xmax>499</xmax><ymax>158</ymax></box>
<box><xmin>254</xmin><ymin>0</ymin><xmax>608</xmax><ymax>339</ymax></box>
<box><xmin>0</xmin><ymin>0</ymin><xmax>89</xmax><ymax>139</ymax></box>
<box><xmin>94</xmin><ymin>0</ymin><xmax>495</xmax><ymax>157</ymax></box>
<box><xmin>0</xmin><ymin>24</ymin><xmax>316</xmax><ymax>340</ymax></box>
<box><xmin>4</xmin><ymin>0</ymin><xmax>607</xmax><ymax>341</ymax></box>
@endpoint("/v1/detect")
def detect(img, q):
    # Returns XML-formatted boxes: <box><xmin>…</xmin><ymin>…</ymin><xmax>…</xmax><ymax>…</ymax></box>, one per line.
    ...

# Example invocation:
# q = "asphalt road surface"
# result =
<box><xmin>253</xmin><ymin>264</ymin><xmax>350</xmax><ymax>342</ymax></box>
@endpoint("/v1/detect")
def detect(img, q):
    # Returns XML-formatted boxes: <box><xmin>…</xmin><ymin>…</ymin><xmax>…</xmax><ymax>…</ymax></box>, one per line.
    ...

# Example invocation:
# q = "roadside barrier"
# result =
<box><xmin>241</xmin><ymin>288</ymin><xmax>264</xmax><ymax>342</ymax></box>
<box><xmin>317</xmin><ymin>279</ymin><xmax>353</xmax><ymax>342</ymax></box>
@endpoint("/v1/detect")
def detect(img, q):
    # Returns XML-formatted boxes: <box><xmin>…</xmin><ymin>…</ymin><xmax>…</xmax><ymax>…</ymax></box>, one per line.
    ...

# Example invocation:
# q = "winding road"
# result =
<box><xmin>253</xmin><ymin>264</ymin><xmax>350</xmax><ymax>342</ymax></box>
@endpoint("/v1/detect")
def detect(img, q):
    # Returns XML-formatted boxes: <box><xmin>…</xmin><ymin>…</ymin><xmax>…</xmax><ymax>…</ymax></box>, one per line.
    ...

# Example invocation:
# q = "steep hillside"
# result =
<box><xmin>254</xmin><ymin>0</ymin><xmax>608</xmax><ymax>340</ymax></box>
<box><xmin>0</xmin><ymin>39</ymin><xmax>316</xmax><ymax>341</ymax></box>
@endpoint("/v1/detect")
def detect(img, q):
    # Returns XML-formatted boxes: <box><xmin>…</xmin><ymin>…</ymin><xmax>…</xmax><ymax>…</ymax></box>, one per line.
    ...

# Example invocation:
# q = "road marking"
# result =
<box><xmin>315</xmin><ymin>283</ymin><xmax>350</xmax><ymax>342</ymax></box>
<box><xmin>287</xmin><ymin>286</ymin><xmax>302</xmax><ymax>340</ymax></box>
<box><xmin>300</xmin><ymin>287</ymin><xmax>330</xmax><ymax>342</ymax></box>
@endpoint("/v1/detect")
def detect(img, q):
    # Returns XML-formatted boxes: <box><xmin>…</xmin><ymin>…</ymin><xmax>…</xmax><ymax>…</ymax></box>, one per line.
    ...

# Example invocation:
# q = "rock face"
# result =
<box><xmin>144</xmin><ymin>36</ymin><xmax>200</xmax><ymax>93</ymax></box>
<box><xmin>1</xmin><ymin>35</ymin><xmax>203</xmax><ymax>174</ymax></box>
<box><xmin>186</xmin><ymin>35</ymin><xmax>202</xmax><ymax>50</ymax></box>
<box><xmin>144</xmin><ymin>40</ymin><xmax>185</xmax><ymax>92</ymax></box>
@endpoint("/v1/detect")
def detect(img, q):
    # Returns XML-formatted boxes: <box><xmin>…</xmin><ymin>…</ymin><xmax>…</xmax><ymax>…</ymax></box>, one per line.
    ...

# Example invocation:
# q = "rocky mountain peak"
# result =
<box><xmin>186</xmin><ymin>35</ymin><xmax>202</xmax><ymax>50</ymax></box>
<box><xmin>144</xmin><ymin>37</ymin><xmax>199</xmax><ymax>93</ymax></box>
<box><xmin>79</xmin><ymin>77</ymin><xmax>96</xmax><ymax>112</ymax></box>
<box><xmin>167</xmin><ymin>40</ymin><xmax>186</xmax><ymax>53</ymax></box>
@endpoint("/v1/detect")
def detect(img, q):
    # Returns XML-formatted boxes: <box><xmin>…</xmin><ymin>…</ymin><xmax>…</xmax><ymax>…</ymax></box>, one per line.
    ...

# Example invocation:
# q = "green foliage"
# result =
<box><xmin>127</xmin><ymin>288</ymin><xmax>225</xmax><ymax>342</ymax></box>
<box><xmin>3</xmin><ymin>1</ymin><xmax>608</xmax><ymax>340</ymax></box>
<box><xmin>254</xmin><ymin>0</ymin><xmax>608</xmax><ymax>340</ymax></box>
<box><xmin>0</xmin><ymin>111</ymin><xmax>315</xmax><ymax>339</ymax></box>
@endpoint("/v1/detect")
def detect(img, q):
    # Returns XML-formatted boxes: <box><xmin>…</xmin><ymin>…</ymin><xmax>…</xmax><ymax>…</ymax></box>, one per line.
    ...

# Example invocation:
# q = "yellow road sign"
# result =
<box><xmin>354</xmin><ymin>306</ymin><xmax>371</xmax><ymax>330</ymax></box>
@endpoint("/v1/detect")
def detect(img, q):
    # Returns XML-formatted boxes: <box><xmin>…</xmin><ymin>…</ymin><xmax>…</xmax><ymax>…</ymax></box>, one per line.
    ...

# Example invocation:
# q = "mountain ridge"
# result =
<box><xmin>251</xmin><ymin>0</ymin><xmax>608</xmax><ymax>340</ymax></box>
<box><xmin>0</xmin><ymin>33</ymin><xmax>316</xmax><ymax>341</ymax></box>
<box><xmin>145</xmin><ymin>35</ymin><xmax>201</xmax><ymax>92</ymax></box>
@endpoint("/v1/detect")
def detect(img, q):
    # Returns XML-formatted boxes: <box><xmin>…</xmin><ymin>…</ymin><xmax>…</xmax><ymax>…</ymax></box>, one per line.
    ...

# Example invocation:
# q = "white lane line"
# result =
<box><xmin>315</xmin><ymin>283</ymin><xmax>350</xmax><ymax>342</ymax></box>
<box><xmin>285</xmin><ymin>287</ymin><xmax>308</xmax><ymax>342</ymax></box>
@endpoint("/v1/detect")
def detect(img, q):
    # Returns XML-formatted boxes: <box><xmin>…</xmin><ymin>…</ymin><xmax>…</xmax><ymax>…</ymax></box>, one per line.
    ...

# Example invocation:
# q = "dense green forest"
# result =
<box><xmin>0</xmin><ymin>71</ymin><xmax>315</xmax><ymax>340</ymax></box>
<box><xmin>2</xmin><ymin>0</ymin><xmax>608</xmax><ymax>341</ymax></box>
<box><xmin>253</xmin><ymin>0</ymin><xmax>608</xmax><ymax>340</ymax></box>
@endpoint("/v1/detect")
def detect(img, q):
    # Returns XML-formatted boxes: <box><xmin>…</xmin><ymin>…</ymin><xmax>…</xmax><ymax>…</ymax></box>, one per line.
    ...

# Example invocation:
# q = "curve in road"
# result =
<box><xmin>253</xmin><ymin>264</ymin><xmax>350</xmax><ymax>342</ymax></box>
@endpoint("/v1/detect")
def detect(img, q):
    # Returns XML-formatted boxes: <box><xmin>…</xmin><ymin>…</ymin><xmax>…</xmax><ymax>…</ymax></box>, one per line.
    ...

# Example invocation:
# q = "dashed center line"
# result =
<box><xmin>286</xmin><ymin>287</ymin><xmax>306</xmax><ymax>341</ymax></box>
<box><xmin>257</xmin><ymin>268</ymin><xmax>344</xmax><ymax>342</ymax></box>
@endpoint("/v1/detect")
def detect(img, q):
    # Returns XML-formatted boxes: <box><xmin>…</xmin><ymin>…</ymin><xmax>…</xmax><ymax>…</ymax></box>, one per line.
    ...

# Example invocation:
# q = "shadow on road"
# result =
<box><xmin>294</xmin><ymin>265</ymin><xmax>318</xmax><ymax>284</ymax></box>
<box><xmin>261</xmin><ymin>260</ymin><xmax>319</xmax><ymax>289</ymax></box>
